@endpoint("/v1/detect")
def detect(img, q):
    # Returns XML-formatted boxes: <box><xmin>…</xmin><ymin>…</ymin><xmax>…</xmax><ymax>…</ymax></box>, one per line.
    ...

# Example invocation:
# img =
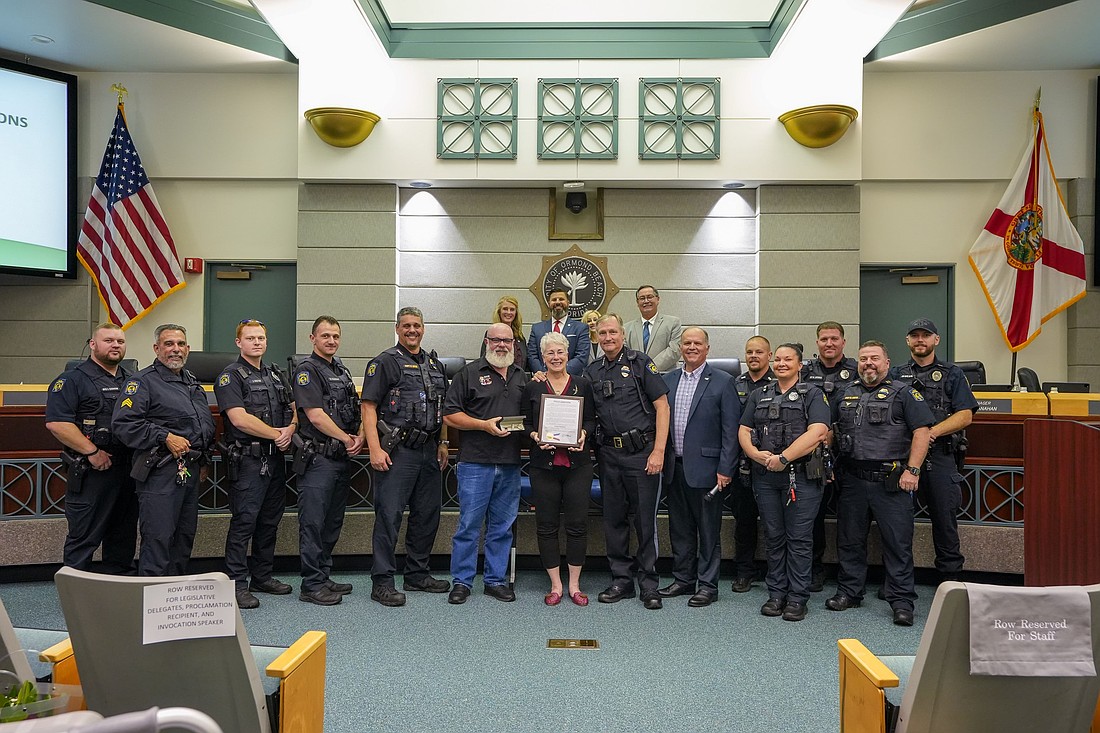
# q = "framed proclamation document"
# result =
<box><xmin>537</xmin><ymin>394</ymin><xmax>584</xmax><ymax>448</ymax></box>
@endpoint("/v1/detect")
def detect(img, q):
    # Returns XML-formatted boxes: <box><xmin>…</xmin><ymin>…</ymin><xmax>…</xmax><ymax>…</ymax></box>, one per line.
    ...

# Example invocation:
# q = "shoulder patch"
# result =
<box><xmin>647</xmin><ymin>363</ymin><xmax>658</xmax><ymax>374</ymax></box>
<box><xmin>296</xmin><ymin>371</ymin><xmax>310</xmax><ymax>386</ymax></box>
<box><xmin>218</xmin><ymin>373</ymin><xmax>231</xmax><ymax>387</ymax></box>
<box><xmin>120</xmin><ymin>397</ymin><xmax>133</xmax><ymax>408</ymax></box>
<box><xmin>51</xmin><ymin>378</ymin><xmax>65</xmax><ymax>392</ymax></box>
<box><xmin>910</xmin><ymin>388</ymin><xmax>924</xmax><ymax>401</ymax></box>
<box><xmin>367</xmin><ymin>363</ymin><xmax>377</xmax><ymax>377</ymax></box>
<box><xmin>124</xmin><ymin>381</ymin><xmax>139</xmax><ymax>395</ymax></box>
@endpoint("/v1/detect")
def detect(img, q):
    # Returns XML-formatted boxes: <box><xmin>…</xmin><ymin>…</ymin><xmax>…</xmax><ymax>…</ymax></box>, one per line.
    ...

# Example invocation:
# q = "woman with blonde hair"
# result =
<box><xmin>481</xmin><ymin>295</ymin><xmax>527</xmax><ymax>369</ymax></box>
<box><xmin>582</xmin><ymin>309</ymin><xmax>602</xmax><ymax>363</ymax></box>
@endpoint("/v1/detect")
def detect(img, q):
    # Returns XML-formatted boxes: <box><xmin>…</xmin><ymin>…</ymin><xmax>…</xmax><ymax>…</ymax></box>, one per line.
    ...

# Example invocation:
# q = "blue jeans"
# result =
<box><xmin>451</xmin><ymin>462</ymin><xmax>520</xmax><ymax>588</ymax></box>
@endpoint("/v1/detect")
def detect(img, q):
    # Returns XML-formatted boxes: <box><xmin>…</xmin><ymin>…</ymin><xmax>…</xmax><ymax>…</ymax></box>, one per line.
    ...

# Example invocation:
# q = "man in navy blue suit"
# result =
<box><xmin>527</xmin><ymin>288</ymin><xmax>590</xmax><ymax>376</ymax></box>
<box><xmin>658</xmin><ymin>327</ymin><xmax>741</xmax><ymax>607</ymax></box>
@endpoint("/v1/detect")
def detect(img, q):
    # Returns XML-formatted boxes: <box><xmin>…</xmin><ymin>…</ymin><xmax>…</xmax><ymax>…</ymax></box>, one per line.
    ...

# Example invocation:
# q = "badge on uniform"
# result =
<box><xmin>840</xmin><ymin>369</ymin><xmax>851</xmax><ymax>380</ymax></box>
<box><xmin>479</xmin><ymin>375</ymin><xmax>492</xmax><ymax>386</ymax></box>
<box><xmin>367</xmin><ymin>363</ymin><xmax>377</xmax><ymax>377</ymax></box>
<box><xmin>124</xmin><ymin>381</ymin><xmax>139</xmax><ymax>395</ymax></box>
<box><xmin>620</xmin><ymin>366</ymin><xmax>631</xmax><ymax>378</ymax></box>
<box><xmin>51</xmin><ymin>378</ymin><xmax>65</xmax><ymax>392</ymax></box>
<box><xmin>788</xmin><ymin>391</ymin><xmax>799</xmax><ymax>401</ymax></box>
<box><xmin>218</xmin><ymin>374</ymin><xmax>231</xmax><ymax>387</ymax></box>
<box><xmin>931</xmin><ymin>370</ymin><xmax>943</xmax><ymax>382</ymax></box>
<box><xmin>877</xmin><ymin>389</ymin><xmax>889</xmax><ymax>399</ymax></box>
<box><xmin>297</xmin><ymin>372</ymin><xmax>310</xmax><ymax>386</ymax></box>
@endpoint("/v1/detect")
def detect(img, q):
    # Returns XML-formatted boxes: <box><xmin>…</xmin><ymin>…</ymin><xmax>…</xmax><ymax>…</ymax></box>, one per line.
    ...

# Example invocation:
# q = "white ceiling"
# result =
<box><xmin>0</xmin><ymin>0</ymin><xmax>1097</xmax><ymax>75</ymax></box>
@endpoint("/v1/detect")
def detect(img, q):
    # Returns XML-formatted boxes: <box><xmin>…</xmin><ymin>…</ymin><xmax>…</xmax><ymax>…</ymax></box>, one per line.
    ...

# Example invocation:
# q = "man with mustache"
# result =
<box><xmin>827</xmin><ymin>340</ymin><xmax>934</xmax><ymax>627</ymax></box>
<box><xmin>113</xmin><ymin>324</ymin><xmax>216</xmax><ymax>576</ymax></box>
<box><xmin>46</xmin><ymin>322</ymin><xmax>138</xmax><ymax>574</ymax></box>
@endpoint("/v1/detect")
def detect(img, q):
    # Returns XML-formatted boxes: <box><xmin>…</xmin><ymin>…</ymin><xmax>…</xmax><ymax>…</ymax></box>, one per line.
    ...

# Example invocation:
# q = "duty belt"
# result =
<box><xmin>600</xmin><ymin>431</ymin><xmax>655</xmax><ymax>451</ymax></box>
<box><xmin>235</xmin><ymin>440</ymin><xmax>277</xmax><ymax>456</ymax></box>
<box><xmin>844</xmin><ymin>462</ymin><xmax>899</xmax><ymax>482</ymax></box>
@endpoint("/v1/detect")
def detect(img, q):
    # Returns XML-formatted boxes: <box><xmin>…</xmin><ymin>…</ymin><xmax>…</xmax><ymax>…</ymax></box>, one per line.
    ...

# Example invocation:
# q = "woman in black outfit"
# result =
<box><xmin>523</xmin><ymin>331</ymin><xmax>596</xmax><ymax>606</ymax></box>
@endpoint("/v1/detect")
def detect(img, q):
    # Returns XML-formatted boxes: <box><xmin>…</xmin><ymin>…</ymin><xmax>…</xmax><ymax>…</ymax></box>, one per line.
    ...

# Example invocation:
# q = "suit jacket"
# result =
<box><xmin>625</xmin><ymin>312</ymin><xmax>684</xmax><ymax>372</ymax></box>
<box><xmin>527</xmin><ymin>318</ymin><xmax>590</xmax><ymax>376</ymax></box>
<box><xmin>662</xmin><ymin>362</ymin><xmax>741</xmax><ymax>489</ymax></box>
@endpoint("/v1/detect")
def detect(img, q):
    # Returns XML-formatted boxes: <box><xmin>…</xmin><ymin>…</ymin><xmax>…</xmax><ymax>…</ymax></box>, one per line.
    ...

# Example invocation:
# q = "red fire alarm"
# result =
<box><xmin>183</xmin><ymin>258</ymin><xmax>204</xmax><ymax>274</ymax></box>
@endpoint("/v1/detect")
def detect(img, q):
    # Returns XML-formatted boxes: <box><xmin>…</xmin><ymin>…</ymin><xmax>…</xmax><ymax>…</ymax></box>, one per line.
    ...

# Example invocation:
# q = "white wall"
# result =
<box><xmin>861</xmin><ymin>69</ymin><xmax>1098</xmax><ymax>382</ymax></box>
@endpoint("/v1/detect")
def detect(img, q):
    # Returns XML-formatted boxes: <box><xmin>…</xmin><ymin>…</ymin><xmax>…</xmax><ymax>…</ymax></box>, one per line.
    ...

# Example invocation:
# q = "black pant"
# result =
<box><xmin>754</xmin><ymin>467</ymin><xmax>822</xmax><ymax>604</ymax></box>
<box><xmin>666</xmin><ymin>458</ymin><xmax>723</xmax><ymax>591</ymax></box>
<box><xmin>297</xmin><ymin>454</ymin><xmax>351</xmax><ymax>592</ymax></box>
<box><xmin>530</xmin><ymin>464</ymin><xmax>592</xmax><ymax>569</ymax></box>
<box><xmin>371</xmin><ymin>442</ymin><xmax>443</xmax><ymax>585</ymax></box>
<box><xmin>811</xmin><ymin>479</ymin><xmax>838</xmax><ymax>576</ymax></box>
<box><xmin>64</xmin><ymin>459</ymin><xmax>137</xmax><ymax>574</ymax></box>
<box><xmin>727</xmin><ymin>467</ymin><xmax>759</xmax><ymax>578</ymax></box>
<box><xmin>598</xmin><ymin>447</ymin><xmax>660</xmax><ymax>592</ymax></box>
<box><xmin>224</xmin><ymin>454</ymin><xmax>287</xmax><ymax>588</ymax></box>
<box><xmin>919</xmin><ymin>450</ymin><xmax>965</xmax><ymax>574</ymax></box>
<box><xmin>136</xmin><ymin>462</ymin><xmax>199</xmax><ymax>576</ymax></box>
<box><xmin>835</xmin><ymin>470</ymin><xmax>916</xmax><ymax>612</ymax></box>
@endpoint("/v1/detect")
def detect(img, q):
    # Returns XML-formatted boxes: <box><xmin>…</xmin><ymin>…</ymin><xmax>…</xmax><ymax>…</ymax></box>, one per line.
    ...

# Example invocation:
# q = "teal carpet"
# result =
<box><xmin>0</xmin><ymin>571</ymin><xmax>934</xmax><ymax>732</ymax></box>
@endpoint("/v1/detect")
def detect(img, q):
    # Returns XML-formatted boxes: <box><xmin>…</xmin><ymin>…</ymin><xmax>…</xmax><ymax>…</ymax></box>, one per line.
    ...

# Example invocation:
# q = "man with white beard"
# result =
<box><xmin>443</xmin><ymin>323</ymin><xmax>528</xmax><ymax>604</ymax></box>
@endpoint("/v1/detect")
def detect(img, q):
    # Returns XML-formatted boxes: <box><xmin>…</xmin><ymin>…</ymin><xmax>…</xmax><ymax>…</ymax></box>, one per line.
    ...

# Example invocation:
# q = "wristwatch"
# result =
<box><xmin>905</xmin><ymin>465</ymin><xmax>921</xmax><ymax>476</ymax></box>
<box><xmin>778</xmin><ymin>455</ymin><xmax>789</xmax><ymax>466</ymax></box>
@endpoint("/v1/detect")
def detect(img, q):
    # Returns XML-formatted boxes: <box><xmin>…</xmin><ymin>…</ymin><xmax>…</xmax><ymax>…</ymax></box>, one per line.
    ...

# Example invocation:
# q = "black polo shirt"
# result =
<box><xmin>443</xmin><ymin>358</ymin><xmax>526</xmax><ymax>464</ymax></box>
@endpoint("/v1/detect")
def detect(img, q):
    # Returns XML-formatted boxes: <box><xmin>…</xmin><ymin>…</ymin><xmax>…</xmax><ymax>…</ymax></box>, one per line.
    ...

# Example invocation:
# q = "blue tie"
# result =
<box><xmin>642</xmin><ymin>321</ymin><xmax>651</xmax><ymax>351</ymax></box>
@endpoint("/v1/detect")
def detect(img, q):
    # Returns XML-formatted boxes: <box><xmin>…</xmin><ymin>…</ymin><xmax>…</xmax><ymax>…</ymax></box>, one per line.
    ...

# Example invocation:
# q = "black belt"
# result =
<box><xmin>235</xmin><ymin>440</ymin><xmax>277</xmax><ymax>456</ymax></box>
<box><xmin>600</xmin><ymin>431</ymin><xmax>655</xmax><ymax>450</ymax></box>
<box><xmin>844</xmin><ymin>462</ymin><xmax>899</xmax><ymax>482</ymax></box>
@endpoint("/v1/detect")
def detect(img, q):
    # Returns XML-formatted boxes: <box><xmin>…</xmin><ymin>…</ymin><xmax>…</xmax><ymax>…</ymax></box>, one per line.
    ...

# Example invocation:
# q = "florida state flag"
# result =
<box><xmin>968</xmin><ymin>109</ymin><xmax>1086</xmax><ymax>352</ymax></box>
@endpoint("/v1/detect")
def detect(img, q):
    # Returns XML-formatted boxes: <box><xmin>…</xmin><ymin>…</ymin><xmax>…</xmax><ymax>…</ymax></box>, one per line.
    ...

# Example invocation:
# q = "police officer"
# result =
<box><xmin>729</xmin><ymin>335</ymin><xmax>775</xmax><ymax>593</ymax></box>
<box><xmin>292</xmin><ymin>315</ymin><xmax>364</xmax><ymax>606</ymax></box>
<box><xmin>738</xmin><ymin>343</ymin><xmax>829</xmax><ymax>622</ymax></box>
<box><xmin>890</xmin><ymin>318</ymin><xmax>978</xmax><ymax>583</ymax></box>
<box><xmin>214</xmin><ymin>319</ymin><xmax>297</xmax><ymax>609</ymax></box>
<box><xmin>827</xmin><ymin>340</ymin><xmax>934</xmax><ymax>626</ymax></box>
<box><xmin>361</xmin><ymin>307</ymin><xmax>451</xmax><ymax>607</ymax></box>
<box><xmin>801</xmin><ymin>321</ymin><xmax>859</xmax><ymax>592</ymax></box>
<box><xmin>113</xmin><ymin>324</ymin><xmax>216</xmax><ymax>576</ymax></box>
<box><xmin>45</xmin><ymin>322</ymin><xmax>137</xmax><ymax>573</ymax></box>
<box><xmin>584</xmin><ymin>313</ymin><xmax>670</xmax><ymax>610</ymax></box>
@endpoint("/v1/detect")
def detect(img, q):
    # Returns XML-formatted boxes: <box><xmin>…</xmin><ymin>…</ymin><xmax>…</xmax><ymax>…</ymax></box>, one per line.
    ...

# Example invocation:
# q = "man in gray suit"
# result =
<box><xmin>625</xmin><ymin>285</ymin><xmax>684</xmax><ymax>373</ymax></box>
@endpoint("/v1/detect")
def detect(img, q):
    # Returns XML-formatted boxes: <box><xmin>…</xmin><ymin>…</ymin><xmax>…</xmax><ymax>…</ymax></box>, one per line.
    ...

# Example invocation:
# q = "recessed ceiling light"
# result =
<box><xmin>563</xmin><ymin>181</ymin><xmax>585</xmax><ymax>189</ymax></box>
<box><xmin>30</xmin><ymin>34</ymin><xmax>54</xmax><ymax>44</ymax></box>
<box><xmin>409</xmin><ymin>181</ymin><xmax>432</xmax><ymax>188</ymax></box>
<box><xmin>722</xmin><ymin>182</ymin><xmax>745</xmax><ymax>189</ymax></box>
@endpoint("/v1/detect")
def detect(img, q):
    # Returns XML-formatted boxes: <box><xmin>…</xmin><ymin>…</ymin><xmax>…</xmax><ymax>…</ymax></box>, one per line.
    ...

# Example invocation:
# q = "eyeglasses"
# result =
<box><xmin>485</xmin><ymin>337</ymin><xmax>512</xmax><ymax>345</ymax></box>
<box><xmin>239</xmin><ymin>319</ymin><xmax>265</xmax><ymax>326</ymax></box>
<box><xmin>636</xmin><ymin>295</ymin><xmax>656</xmax><ymax>301</ymax></box>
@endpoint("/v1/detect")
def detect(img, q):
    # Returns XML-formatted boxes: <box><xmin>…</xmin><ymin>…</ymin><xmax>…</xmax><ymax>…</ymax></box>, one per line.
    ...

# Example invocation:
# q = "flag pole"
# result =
<box><xmin>110</xmin><ymin>82</ymin><xmax>127</xmax><ymax>109</ymax></box>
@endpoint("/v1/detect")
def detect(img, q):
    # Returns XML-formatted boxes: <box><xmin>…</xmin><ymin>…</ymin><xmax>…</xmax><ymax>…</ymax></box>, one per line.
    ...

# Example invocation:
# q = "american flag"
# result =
<box><xmin>77</xmin><ymin>105</ymin><xmax>185</xmax><ymax>328</ymax></box>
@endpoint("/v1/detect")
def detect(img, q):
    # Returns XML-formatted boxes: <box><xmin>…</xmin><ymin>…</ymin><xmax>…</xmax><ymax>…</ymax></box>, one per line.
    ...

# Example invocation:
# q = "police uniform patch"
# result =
<box><xmin>218</xmin><ymin>374</ymin><xmax>231</xmax><ymax>387</ymax></box>
<box><xmin>120</xmin><ymin>397</ymin><xmax>133</xmax><ymax>408</ymax></box>
<box><xmin>910</xmin><ymin>388</ymin><xmax>924</xmax><ymax>401</ymax></box>
<box><xmin>620</xmin><ymin>366</ymin><xmax>631</xmax><ymax>378</ymax></box>
<box><xmin>124</xmin><ymin>381</ymin><xmax>139</xmax><ymax>395</ymax></box>
<box><xmin>788</xmin><ymin>391</ymin><xmax>799</xmax><ymax>401</ymax></box>
<box><xmin>367</xmin><ymin>363</ymin><xmax>377</xmax><ymax>377</ymax></box>
<box><xmin>479</xmin><ymin>375</ymin><xmax>492</xmax><ymax>386</ymax></box>
<box><xmin>51</xmin><ymin>378</ymin><xmax>65</xmax><ymax>392</ymax></box>
<box><xmin>877</xmin><ymin>389</ymin><xmax>889</xmax><ymax>399</ymax></box>
<box><xmin>840</xmin><ymin>369</ymin><xmax>851</xmax><ymax>380</ymax></box>
<box><xmin>647</xmin><ymin>363</ymin><xmax>658</xmax><ymax>374</ymax></box>
<box><xmin>297</xmin><ymin>372</ymin><xmax>310</xmax><ymax>386</ymax></box>
<box><xmin>931</xmin><ymin>370</ymin><xmax>943</xmax><ymax>382</ymax></box>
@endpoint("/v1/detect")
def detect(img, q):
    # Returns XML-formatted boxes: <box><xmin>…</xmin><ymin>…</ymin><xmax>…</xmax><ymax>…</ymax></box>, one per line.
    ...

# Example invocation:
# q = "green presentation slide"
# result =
<box><xmin>0</xmin><ymin>237</ymin><xmax>68</xmax><ymax>270</ymax></box>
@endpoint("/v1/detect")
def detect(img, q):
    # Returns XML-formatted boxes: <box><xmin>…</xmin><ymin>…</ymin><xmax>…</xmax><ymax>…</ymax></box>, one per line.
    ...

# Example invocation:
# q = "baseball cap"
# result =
<box><xmin>907</xmin><ymin>318</ymin><xmax>938</xmax><ymax>336</ymax></box>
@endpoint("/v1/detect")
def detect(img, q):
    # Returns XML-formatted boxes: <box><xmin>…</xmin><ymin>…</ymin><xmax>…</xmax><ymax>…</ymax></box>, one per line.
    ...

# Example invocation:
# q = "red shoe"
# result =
<box><xmin>544</xmin><ymin>591</ymin><xmax>562</xmax><ymax>606</ymax></box>
<box><xmin>569</xmin><ymin>591</ymin><xmax>589</xmax><ymax>607</ymax></box>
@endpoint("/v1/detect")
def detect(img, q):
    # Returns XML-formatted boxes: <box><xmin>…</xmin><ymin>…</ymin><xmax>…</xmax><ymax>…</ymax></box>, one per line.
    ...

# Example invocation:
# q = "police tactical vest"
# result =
<box><xmin>802</xmin><ymin>357</ymin><xmax>857</xmax><ymax>397</ymax></box>
<box><xmin>76</xmin><ymin>361</ymin><xmax>130</xmax><ymax>447</ymax></box>
<box><xmin>377</xmin><ymin>347</ymin><xmax>447</xmax><ymax>432</ymax></box>
<box><xmin>735</xmin><ymin>372</ymin><xmax>775</xmax><ymax>408</ymax></box>
<box><xmin>299</xmin><ymin>356</ymin><xmax>362</xmax><ymax>441</ymax></box>
<box><xmin>835</xmin><ymin>380</ymin><xmax>912</xmax><ymax>461</ymax></box>
<box><xmin>226</xmin><ymin>363</ymin><xmax>294</xmax><ymax>443</ymax></box>
<box><xmin>894</xmin><ymin>361</ymin><xmax>950</xmax><ymax>423</ymax></box>
<box><xmin>753</xmin><ymin>382</ymin><xmax>811</xmax><ymax>453</ymax></box>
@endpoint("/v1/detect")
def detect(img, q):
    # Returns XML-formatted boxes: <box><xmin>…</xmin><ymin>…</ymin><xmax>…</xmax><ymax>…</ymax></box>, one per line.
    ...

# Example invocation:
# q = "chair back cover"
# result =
<box><xmin>0</xmin><ymin>596</ymin><xmax>35</xmax><ymax>686</ymax></box>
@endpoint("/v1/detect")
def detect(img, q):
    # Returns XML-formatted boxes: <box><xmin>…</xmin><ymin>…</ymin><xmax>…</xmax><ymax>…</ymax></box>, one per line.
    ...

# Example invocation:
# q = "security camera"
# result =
<box><xmin>565</xmin><ymin>192</ymin><xmax>588</xmax><ymax>214</ymax></box>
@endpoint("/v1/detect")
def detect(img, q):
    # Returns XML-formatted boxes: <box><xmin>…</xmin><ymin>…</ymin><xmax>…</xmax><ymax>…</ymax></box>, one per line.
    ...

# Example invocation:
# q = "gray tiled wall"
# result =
<box><xmin>1066</xmin><ymin>178</ymin><xmax>1098</xmax><ymax>388</ymax></box>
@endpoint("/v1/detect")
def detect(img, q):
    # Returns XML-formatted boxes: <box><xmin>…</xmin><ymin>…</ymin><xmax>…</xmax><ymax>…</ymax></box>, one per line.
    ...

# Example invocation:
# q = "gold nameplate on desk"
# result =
<box><xmin>547</xmin><ymin>638</ymin><xmax>599</xmax><ymax>650</ymax></box>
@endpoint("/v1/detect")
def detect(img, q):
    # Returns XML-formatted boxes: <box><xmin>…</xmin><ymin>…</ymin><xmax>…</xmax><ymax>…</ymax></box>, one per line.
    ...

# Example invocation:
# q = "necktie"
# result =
<box><xmin>642</xmin><ymin>321</ymin><xmax>651</xmax><ymax>351</ymax></box>
<box><xmin>553</xmin><ymin>320</ymin><xmax>561</xmax><ymax>333</ymax></box>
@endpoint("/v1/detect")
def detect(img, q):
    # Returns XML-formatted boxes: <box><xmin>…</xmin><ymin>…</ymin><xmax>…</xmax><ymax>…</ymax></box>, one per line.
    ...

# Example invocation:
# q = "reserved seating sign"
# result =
<box><xmin>142</xmin><ymin>578</ymin><xmax>236</xmax><ymax>645</ymax></box>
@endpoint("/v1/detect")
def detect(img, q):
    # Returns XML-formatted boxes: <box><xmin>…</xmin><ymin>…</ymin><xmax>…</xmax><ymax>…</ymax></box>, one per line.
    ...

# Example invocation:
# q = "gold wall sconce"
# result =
<box><xmin>304</xmin><ymin>107</ymin><xmax>380</xmax><ymax>147</ymax></box>
<box><xmin>778</xmin><ymin>104</ymin><xmax>858</xmax><ymax>148</ymax></box>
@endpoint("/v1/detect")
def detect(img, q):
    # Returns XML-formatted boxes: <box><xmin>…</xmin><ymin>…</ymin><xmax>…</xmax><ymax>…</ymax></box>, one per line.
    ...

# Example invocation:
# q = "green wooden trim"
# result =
<box><xmin>85</xmin><ymin>0</ymin><xmax>296</xmax><ymax>63</ymax></box>
<box><xmin>638</xmin><ymin>78</ymin><xmax>720</xmax><ymax>160</ymax></box>
<box><xmin>538</xmin><ymin>79</ymin><xmax>617</xmax><ymax>160</ymax></box>
<box><xmin>438</xmin><ymin>79</ymin><xmax>517</xmax><ymax>159</ymax></box>
<box><xmin>358</xmin><ymin>0</ymin><xmax>804</xmax><ymax>59</ymax></box>
<box><xmin>865</xmin><ymin>0</ymin><xmax>1079</xmax><ymax>63</ymax></box>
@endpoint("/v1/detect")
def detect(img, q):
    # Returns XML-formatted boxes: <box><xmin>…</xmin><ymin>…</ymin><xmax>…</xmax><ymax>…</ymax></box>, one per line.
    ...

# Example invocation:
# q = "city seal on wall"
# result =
<box><xmin>529</xmin><ymin>243</ymin><xmax>620</xmax><ymax>320</ymax></box>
